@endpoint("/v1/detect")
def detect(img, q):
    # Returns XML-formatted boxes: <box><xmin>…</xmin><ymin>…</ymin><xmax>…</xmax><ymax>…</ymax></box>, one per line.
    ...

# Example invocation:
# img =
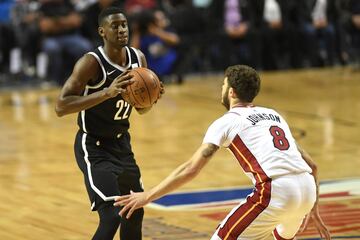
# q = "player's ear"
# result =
<box><xmin>229</xmin><ymin>87</ymin><xmax>237</xmax><ymax>99</ymax></box>
<box><xmin>98</xmin><ymin>27</ymin><xmax>105</xmax><ymax>37</ymax></box>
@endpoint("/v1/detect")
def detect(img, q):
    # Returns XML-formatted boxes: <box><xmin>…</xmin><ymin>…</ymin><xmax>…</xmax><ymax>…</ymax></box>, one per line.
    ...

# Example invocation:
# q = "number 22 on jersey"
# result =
<box><xmin>114</xmin><ymin>100</ymin><xmax>130</xmax><ymax>120</ymax></box>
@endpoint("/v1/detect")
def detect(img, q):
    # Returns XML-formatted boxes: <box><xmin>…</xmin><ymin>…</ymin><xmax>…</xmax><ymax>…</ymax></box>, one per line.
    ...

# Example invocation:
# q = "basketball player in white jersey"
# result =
<box><xmin>114</xmin><ymin>65</ymin><xmax>331</xmax><ymax>240</ymax></box>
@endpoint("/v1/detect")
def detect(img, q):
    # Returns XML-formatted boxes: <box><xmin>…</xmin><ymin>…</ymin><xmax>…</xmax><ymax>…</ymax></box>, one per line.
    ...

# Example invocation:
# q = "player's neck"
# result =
<box><xmin>231</xmin><ymin>101</ymin><xmax>254</xmax><ymax>108</ymax></box>
<box><xmin>103</xmin><ymin>44</ymin><xmax>127</xmax><ymax>66</ymax></box>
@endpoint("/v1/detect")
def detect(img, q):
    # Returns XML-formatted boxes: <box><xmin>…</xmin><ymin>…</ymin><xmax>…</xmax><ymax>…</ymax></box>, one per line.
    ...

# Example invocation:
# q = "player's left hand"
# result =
<box><xmin>298</xmin><ymin>204</ymin><xmax>331</xmax><ymax>240</ymax></box>
<box><xmin>114</xmin><ymin>191</ymin><xmax>150</xmax><ymax>219</ymax></box>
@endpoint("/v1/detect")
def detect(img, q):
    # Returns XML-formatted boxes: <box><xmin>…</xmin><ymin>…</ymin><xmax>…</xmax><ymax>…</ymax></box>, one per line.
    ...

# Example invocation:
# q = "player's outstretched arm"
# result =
<box><xmin>114</xmin><ymin>143</ymin><xmax>219</xmax><ymax>218</ymax></box>
<box><xmin>55</xmin><ymin>54</ymin><xmax>133</xmax><ymax>117</ymax></box>
<box><xmin>297</xmin><ymin>144</ymin><xmax>331</xmax><ymax>240</ymax></box>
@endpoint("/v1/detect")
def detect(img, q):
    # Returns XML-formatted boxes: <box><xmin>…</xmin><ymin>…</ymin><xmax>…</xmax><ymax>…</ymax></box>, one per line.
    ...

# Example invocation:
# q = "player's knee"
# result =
<box><xmin>120</xmin><ymin>208</ymin><xmax>144</xmax><ymax>238</ymax></box>
<box><xmin>98</xmin><ymin>205</ymin><xmax>122</xmax><ymax>225</ymax></box>
<box><xmin>123</xmin><ymin>207</ymin><xmax>144</xmax><ymax>224</ymax></box>
<box><xmin>130</xmin><ymin>207</ymin><xmax>144</xmax><ymax>222</ymax></box>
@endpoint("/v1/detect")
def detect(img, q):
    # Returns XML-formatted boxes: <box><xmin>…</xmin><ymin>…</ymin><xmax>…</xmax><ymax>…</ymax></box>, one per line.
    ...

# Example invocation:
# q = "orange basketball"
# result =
<box><xmin>121</xmin><ymin>67</ymin><xmax>161</xmax><ymax>108</ymax></box>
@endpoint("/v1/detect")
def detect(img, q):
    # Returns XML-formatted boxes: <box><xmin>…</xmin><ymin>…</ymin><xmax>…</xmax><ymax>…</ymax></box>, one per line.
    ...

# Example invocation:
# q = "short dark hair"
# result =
<box><xmin>98</xmin><ymin>7</ymin><xmax>124</xmax><ymax>26</ymax></box>
<box><xmin>225</xmin><ymin>65</ymin><xmax>260</xmax><ymax>102</ymax></box>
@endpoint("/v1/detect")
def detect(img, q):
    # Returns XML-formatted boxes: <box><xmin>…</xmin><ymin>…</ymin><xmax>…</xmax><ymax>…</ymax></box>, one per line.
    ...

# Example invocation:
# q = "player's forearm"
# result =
<box><xmin>55</xmin><ymin>89</ymin><xmax>111</xmax><ymax>117</ymax></box>
<box><xmin>146</xmin><ymin>160</ymin><xmax>199</xmax><ymax>202</ymax></box>
<box><xmin>146</xmin><ymin>144</ymin><xmax>217</xmax><ymax>203</ymax></box>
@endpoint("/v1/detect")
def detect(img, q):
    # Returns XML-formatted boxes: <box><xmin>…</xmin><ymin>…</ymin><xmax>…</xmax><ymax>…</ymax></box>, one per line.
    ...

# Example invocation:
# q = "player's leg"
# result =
<box><xmin>273</xmin><ymin>221</ymin><xmax>300</xmax><ymax>240</ymax></box>
<box><xmin>210</xmin><ymin>203</ymin><xmax>276</xmax><ymax>240</ymax></box>
<box><xmin>272</xmin><ymin>173</ymin><xmax>316</xmax><ymax>240</ymax></box>
<box><xmin>117</xmin><ymin>172</ymin><xmax>144</xmax><ymax>240</ymax></box>
<box><xmin>74</xmin><ymin>132</ymin><xmax>123</xmax><ymax>239</ymax></box>
<box><xmin>92</xmin><ymin>202</ymin><xmax>122</xmax><ymax>240</ymax></box>
<box><xmin>80</xmin><ymin>169</ymin><xmax>123</xmax><ymax>240</ymax></box>
<box><xmin>210</xmin><ymin>181</ymin><xmax>275</xmax><ymax>240</ymax></box>
<box><xmin>87</xmin><ymin>169</ymin><xmax>123</xmax><ymax>240</ymax></box>
<box><xmin>119</xmin><ymin>207</ymin><xmax>144</xmax><ymax>240</ymax></box>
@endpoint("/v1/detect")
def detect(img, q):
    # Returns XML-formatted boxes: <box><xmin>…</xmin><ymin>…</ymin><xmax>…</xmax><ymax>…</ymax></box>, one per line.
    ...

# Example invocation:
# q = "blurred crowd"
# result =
<box><xmin>0</xmin><ymin>0</ymin><xmax>359</xmax><ymax>86</ymax></box>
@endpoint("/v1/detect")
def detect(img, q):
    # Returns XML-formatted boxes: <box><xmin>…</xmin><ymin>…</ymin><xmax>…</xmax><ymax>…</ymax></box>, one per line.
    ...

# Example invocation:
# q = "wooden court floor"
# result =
<box><xmin>0</xmin><ymin>67</ymin><xmax>359</xmax><ymax>239</ymax></box>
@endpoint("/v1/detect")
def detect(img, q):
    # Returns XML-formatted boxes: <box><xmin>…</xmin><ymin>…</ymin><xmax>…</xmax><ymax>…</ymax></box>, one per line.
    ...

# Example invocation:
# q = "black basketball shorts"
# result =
<box><xmin>74</xmin><ymin>130</ymin><xmax>143</xmax><ymax>211</ymax></box>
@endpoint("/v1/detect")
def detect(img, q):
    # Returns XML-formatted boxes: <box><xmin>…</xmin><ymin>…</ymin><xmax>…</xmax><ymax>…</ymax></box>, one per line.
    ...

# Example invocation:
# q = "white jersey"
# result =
<box><xmin>203</xmin><ymin>105</ymin><xmax>312</xmax><ymax>184</ymax></box>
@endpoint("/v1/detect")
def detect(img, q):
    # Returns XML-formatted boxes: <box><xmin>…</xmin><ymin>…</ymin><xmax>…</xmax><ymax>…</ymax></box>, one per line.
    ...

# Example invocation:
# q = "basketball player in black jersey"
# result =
<box><xmin>55</xmin><ymin>7</ymin><xmax>162</xmax><ymax>240</ymax></box>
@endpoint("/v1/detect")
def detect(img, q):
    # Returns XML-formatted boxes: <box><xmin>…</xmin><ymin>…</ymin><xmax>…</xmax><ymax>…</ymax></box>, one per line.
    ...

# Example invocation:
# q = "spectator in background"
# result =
<box><xmin>347</xmin><ymin>0</ymin><xmax>360</xmax><ymax>68</ymax></box>
<box><xmin>252</xmin><ymin>0</ymin><xmax>301</xmax><ymax>70</ymax></box>
<box><xmin>71</xmin><ymin>0</ymin><xmax>98</xmax><ymax>11</ymax></box>
<box><xmin>207</xmin><ymin>0</ymin><xmax>260</xmax><ymax>70</ymax></box>
<box><xmin>81</xmin><ymin>0</ymin><xmax>123</xmax><ymax>47</ymax></box>
<box><xmin>162</xmin><ymin>0</ymin><xmax>206</xmax><ymax>73</ymax></box>
<box><xmin>192</xmin><ymin>0</ymin><xmax>212</xmax><ymax>9</ymax></box>
<box><xmin>124</xmin><ymin>0</ymin><xmax>158</xmax><ymax>15</ymax></box>
<box><xmin>11</xmin><ymin>0</ymin><xmax>41</xmax><ymax>77</ymax></box>
<box><xmin>38</xmin><ymin>0</ymin><xmax>92</xmax><ymax>85</ymax></box>
<box><xmin>299</xmin><ymin>0</ymin><xmax>338</xmax><ymax>67</ymax></box>
<box><xmin>0</xmin><ymin>0</ymin><xmax>16</xmax><ymax>74</ymax></box>
<box><xmin>0</xmin><ymin>0</ymin><xmax>14</xmax><ymax>23</ymax></box>
<box><xmin>131</xmin><ymin>9</ymin><xmax>181</xmax><ymax>83</ymax></box>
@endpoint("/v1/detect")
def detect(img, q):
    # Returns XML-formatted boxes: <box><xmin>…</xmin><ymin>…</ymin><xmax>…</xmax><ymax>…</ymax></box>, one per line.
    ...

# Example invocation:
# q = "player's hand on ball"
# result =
<box><xmin>106</xmin><ymin>71</ymin><xmax>134</xmax><ymax>98</ymax></box>
<box><xmin>114</xmin><ymin>190</ymin><xmax>151</xmax><ymax>219</ymax></box>
<box><xmin>122</xmin><ymin>67</ymin><xmax>162</xmax><ymax>108</ymax></box>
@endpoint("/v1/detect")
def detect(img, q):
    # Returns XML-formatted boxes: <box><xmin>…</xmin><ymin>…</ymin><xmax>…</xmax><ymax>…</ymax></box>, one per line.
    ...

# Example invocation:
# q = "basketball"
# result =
<box><xmin>121</xmin><ymin>67</ymin><xmax>161</xmax><ymax>108</ymax></box>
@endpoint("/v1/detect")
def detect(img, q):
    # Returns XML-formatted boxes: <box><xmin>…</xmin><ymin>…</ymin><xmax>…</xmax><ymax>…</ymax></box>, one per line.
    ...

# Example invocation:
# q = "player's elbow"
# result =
<box><xmin>55</xmin><ymin>105</ymin><xmax>65</xmax><ymax>117</ymax></box>
<box><xmin>184</xmin><ymin>165</ymin><xmax>201</xmax><ymax>179</ymax></box>
<box><xmin>55</xmin><ymin>101</ymin><xmax>68</xmax><ymax>117</ymax></box>
<box><xmin>55</xmin><ymin>96</ymin><xmax>73</xmax><ymax>117</ymax></box>
<box><xmin>184</xmin><ymin>170</ymin><xmax>197</xmax><ymax>180</ymax></box>
<box><xmin>136</xmin><ymin>106</ymin><xmax>151</xmax><ymax>115</ymax></box>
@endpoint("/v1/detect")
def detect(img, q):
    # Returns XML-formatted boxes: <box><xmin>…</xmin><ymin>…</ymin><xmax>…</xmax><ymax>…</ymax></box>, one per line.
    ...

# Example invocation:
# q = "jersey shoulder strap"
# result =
<box><xmin>129</xmin><ymin>47</ymin><xmax>143</xmax><ymax>68</ymax></box>
<box><xmin>85</xmin><ymin>48</ymin><xmax>107</xmax><ymax>89</ymax></box>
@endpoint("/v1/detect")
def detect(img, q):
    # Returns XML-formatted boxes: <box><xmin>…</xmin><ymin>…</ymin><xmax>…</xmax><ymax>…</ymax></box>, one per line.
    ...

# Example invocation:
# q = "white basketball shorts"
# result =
<box><xmin>211</xmin><ymin>172</ymin><xmax>316</xmax><ymax>240</ymax></box>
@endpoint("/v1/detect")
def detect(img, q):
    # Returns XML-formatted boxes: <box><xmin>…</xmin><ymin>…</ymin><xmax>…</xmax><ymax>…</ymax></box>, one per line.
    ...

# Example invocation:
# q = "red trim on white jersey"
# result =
<box><xmin>216</xmin><ymin>134</ymin><xmax>272</xmax><ymax>239</ymax></box>
<box><xmin>229</xmin><ymin>135</ymin><xmax>271</xmax><ymax>183</ymax></box>
<box><xmin>217</xmin><ymin>181</ymin><xmax>272</xmax><ymax>240</ymax></box>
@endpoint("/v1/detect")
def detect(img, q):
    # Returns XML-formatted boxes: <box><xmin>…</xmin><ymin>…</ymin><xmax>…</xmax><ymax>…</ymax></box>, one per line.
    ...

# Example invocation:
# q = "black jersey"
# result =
<box><xmin>77</xmin><ymin>46</ymin><xmax>143</xmax><ymax>138</ymax></box>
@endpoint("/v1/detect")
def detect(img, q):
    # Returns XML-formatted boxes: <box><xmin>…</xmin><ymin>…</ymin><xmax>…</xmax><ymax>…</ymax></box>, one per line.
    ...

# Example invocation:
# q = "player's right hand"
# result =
<box><xmin>106</xmin><ymin>71</ymin><xmax>134</xmax><ymax>98</ymax></box>
<box><xmin>114</xmin><ymin>190</ymin><xmax>151</xmax><ymax>219</ymax></box>
<box><xmin>298</xmin><ymin>204</ymin><xmax>331</xmax><ymax>240</ymax></box>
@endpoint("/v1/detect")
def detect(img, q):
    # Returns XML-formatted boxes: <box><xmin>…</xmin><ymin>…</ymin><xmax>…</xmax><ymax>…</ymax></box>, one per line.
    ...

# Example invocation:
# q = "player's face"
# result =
<box><xmin>221</xmin><ymin>77</ymin><xmax>230</xmax><ymax>110</ymax></box>
<box><xmin>101</xmin><ymin>13</ymin><xmax>129</xmax><ymax>48</ymax></box>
